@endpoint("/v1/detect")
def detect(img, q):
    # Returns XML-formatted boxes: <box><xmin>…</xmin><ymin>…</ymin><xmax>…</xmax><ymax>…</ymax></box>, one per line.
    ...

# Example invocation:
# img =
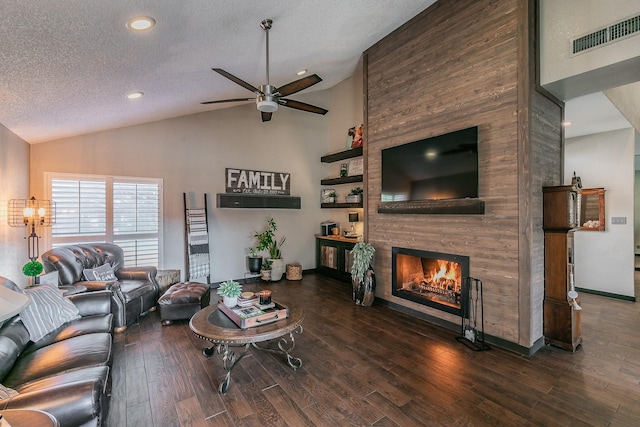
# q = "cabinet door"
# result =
<box><xmin>316</xmin><ymin>238</ymin><xmax>355</xmax><ymax>282</ymax></box>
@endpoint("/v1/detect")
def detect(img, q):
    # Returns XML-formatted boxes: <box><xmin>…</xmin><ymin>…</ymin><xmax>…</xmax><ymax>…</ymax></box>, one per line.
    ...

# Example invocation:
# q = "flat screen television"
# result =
<box><xmin>381</xmin><ymin>126</ymin><xmax>479</xmax><ymax>202</ymax></box>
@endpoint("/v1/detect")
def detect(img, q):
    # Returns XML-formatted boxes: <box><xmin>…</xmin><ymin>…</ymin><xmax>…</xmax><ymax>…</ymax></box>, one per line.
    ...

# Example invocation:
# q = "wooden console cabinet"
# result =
<box><xmin>543</xmin><ymin>186</ymin><xmax>582</xmax><ymax>352</ymax></box>
<box><xmin>315</xmin><ymin>235</ymin><xmax>357</xmax><ymax>282</ymax></box>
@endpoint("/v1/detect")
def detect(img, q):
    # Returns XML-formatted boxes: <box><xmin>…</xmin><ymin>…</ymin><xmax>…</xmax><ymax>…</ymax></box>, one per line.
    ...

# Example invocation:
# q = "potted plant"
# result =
<box><xmin>325</xmin><ymin>190</ymin><xmax>337</xmax><ymax>203</ymax></box>
<box><xmin>23</xmin><ymin>260</ymin><xmax>43</xmax><ymax>287</ymax></box>
<box><xmin>260</xmin><ymin>258</ymin><xmax>273</xmax><ymax>281</ymax></box>
<box><xmin>253</xmin><ymin>217</ymin><xmax>286</xmax><ymax>281</ymax></box>
<box><xmin>346</xmin><ymin>187</ymin><xmax>363</xmax><ymax>203</ymax></box>
<box><xmin>217</xmin><ymin>280</ymin><xmax>242</xmax><ymax>307</ymax></box>
<box><xmin>247</xmin><ymin>247</ymin><xmax>262</xmax><ymax>274</ymax></box>
<box><xmin>350</xmin><ymin>241</ymin><xmax>376</xmax><ymax>306</ymax></box>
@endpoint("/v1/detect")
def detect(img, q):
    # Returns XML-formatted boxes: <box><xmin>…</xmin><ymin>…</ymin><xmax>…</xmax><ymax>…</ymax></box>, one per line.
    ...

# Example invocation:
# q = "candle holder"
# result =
<box><xmin>259</xmin><ymin>290</ymin><xmax>272</xmax><ymax>305</ymax></box>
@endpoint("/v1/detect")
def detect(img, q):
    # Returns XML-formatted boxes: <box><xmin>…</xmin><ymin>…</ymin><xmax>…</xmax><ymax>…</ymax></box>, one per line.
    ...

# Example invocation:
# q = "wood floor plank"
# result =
<box><xmin>105</xmin><ymin>273</ymin><xmax>640</xmax><ymax>427</ymax></box>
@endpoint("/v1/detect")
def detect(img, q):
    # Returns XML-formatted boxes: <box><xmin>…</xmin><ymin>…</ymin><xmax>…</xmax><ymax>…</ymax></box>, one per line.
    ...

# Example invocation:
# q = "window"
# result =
<box><xmin>47</xmin><ymin>173</ymin><xmax>163</xmax><ymax>267</ymax></box>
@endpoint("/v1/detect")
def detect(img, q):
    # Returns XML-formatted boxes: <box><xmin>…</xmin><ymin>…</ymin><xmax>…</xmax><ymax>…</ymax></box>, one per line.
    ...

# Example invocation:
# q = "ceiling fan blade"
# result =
<box><xmin>200</xmin><ymin>98</ymin><xmax>254</xmax><ymax>105</ymax></box>
<box><xmin>279</xmin><ymin>98</ymin><xmax>328</xmax><ymax>115</ymax></box>
<box><xmin>212</xmin><ymin>68</ymin><xmax>262</xmax><ymax>94</ymax></box>
<box><xmin>261</xmin><ymin>111</ymin><xmax>273</xmax><ymax>122</ymax></box>
<box><xmin>276</xmin><ymin>74</ymin><xmax>322</xmax><ymax>97</ymax></box>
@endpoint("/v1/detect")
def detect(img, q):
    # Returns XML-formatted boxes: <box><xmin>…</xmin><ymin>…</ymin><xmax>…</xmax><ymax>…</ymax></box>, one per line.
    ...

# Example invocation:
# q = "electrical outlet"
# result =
<box><xmin>611</xmin><ymin>216</ymin><xmax>627</xmax><ymax>225</ymax></box>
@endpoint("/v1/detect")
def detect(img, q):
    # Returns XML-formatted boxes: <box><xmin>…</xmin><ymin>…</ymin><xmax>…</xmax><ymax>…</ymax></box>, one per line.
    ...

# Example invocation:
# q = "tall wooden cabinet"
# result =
<box><xmin>542</xmin><ymin>186</ymin><xmax>582</xmax><ymax>352</ymax></box>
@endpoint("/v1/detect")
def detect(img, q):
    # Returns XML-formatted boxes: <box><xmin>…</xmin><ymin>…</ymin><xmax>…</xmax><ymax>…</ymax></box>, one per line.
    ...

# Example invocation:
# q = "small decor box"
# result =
<box><xmin>219</xmin><ymin>301</ymin><xmax>289</xmax><ymax>329</ymax></box>
<box><xmin>345</xmin><ymin>195</ymin><xmax>362</xmax><ymax>203</ymax></box>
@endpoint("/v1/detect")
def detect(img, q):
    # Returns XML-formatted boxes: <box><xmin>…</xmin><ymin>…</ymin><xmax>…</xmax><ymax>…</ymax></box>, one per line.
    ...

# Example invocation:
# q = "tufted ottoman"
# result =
<box><xmin>158</xmin><ymin>282</ymin><xmax>211</xmax><ymax>326</ymax></box>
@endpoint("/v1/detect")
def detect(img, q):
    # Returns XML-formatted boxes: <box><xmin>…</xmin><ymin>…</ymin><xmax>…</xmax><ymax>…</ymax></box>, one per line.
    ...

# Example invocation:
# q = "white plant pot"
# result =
<box><xmin>223</xmin><ymin>295</ymin><xmax>238</xmax><ymax>308</ymax></box>
<box><xmin>269</xmin><ymin>259</ymin><xmax>285</xmax><ymax>281</ymax></box>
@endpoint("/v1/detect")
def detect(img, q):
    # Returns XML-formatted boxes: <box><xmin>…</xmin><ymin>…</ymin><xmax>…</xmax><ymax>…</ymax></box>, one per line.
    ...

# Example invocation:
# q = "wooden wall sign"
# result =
<box><xmin>225</xmin><ymin>168</ymin><xmax>291</xmax><ymax>195</ymax></box>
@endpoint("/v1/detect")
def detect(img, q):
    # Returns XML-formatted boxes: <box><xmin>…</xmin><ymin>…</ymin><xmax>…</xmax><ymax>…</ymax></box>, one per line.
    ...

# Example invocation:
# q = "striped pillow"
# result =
<box><xmin>19</xmin><ymin>286</ymin><xmax>80</xmax><ymax>342</ymax></box>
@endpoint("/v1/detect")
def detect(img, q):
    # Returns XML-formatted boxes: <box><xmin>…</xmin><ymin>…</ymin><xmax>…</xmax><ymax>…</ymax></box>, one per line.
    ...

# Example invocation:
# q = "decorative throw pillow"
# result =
<box><xmin>0</xmin><ymin>383</ymin><xmax>18</xmax><ymax>399</ymax></box>
<box><xmin>83</xmin><ymin>263</ymin><xmax>116</xmax><ymax>282</ymax></box>
<box><xmin>19</xmin><ymin>286</ymin><xmax>80</xmax><ymax>342</ymax></box>
<box><xmin>38</xmin><ymin>270</ymin><xmax>59</xmax><ymax>287</ymax></box>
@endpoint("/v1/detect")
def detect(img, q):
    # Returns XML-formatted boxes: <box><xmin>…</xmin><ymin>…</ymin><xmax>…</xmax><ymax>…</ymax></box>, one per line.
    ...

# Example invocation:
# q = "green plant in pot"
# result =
<box><xmin>346</xmin><ymin>187</ymin><xmax>364</xmax><ymax>203</ymax></box>
<box><xmin>350</xmin><ymin>241</ymin><xmax>376</xmax><ymax>306</ymax></box>
<box><xmin>253</xmin><ymin>217</ymin><xmax>286</xmax><ymax>281</ymax></box>
<box><xmin>22</xmin><ymin>260</ymin><xmax>43</xmax><ymax>287</ymax></box>
<box><xmin>260</xmin><ymin>258</ymin><xmax>273</xmax><ymax>281</ymax></box>
<box><xmin>217</xmin><ymin>280</ymin><xmax>242</xmax><ymax>308</ymax></box>
<box><xmin>247</xmin><ymin>247</ymin><xmax>262</xmax><ymax>274</ymax></box>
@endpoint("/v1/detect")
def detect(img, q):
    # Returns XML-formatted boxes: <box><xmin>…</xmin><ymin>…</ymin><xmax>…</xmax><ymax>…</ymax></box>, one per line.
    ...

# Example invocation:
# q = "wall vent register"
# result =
<box><xmin>572</xmin><ymin>14</ymin><xmax>640</xmax><ymax>55</ymax></box>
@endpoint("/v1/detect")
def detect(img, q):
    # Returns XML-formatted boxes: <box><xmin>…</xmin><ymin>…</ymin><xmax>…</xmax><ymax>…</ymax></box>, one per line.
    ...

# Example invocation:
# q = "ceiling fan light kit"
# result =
<box><xmin>201</xmin><ymin>18</ymin><xmax>328</xmax><ymax>122</ymax></box>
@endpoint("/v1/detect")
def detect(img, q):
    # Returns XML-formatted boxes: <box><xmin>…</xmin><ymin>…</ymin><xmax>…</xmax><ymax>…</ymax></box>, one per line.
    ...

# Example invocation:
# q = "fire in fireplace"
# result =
<box><xmin>391</xmin><ymin>247</ymin><xmax>469</xmax><ymax>316</ymax></box>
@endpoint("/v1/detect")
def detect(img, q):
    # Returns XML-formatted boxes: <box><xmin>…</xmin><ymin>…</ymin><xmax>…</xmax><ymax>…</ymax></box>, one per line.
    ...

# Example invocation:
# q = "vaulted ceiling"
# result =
<box><xmin>0</xmin><ymin>1</ymin><xmax>434</xmax><ymax>144</ymax></box>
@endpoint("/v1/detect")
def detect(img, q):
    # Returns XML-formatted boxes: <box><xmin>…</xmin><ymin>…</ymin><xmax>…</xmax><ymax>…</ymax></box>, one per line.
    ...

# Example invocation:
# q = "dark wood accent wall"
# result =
<box><xmin>363</xmin><ymin>0</ymin><xmax>562</xmax><ymax>348</ymax></box>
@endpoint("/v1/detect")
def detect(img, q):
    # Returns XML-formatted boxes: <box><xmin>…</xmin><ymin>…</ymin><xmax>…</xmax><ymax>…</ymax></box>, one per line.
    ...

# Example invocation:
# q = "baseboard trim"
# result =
<box><xmin>375</xmin><ymin>298</ymin><xmax>544</xmax><ymax>356</ymax></box>
<box><xmin>576</xmin><ymin>287</ymin><xmax>636</xmax><ymax>302</ymax></box>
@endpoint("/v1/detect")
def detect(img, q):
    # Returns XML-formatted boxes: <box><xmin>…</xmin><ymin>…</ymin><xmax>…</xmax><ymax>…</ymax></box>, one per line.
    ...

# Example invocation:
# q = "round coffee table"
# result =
<box><xmin>190</xmin><ymin>303</ymin><xmax>304</xmax><ymax>394</ymax></box>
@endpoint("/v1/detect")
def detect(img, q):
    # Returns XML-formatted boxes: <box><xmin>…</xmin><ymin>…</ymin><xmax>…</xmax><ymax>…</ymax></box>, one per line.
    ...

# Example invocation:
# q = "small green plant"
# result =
<box><xmin>261</xmin><ymin>259</ymin><xmax>273</xmax><ymax>270</ymax></box>
<box><xmin>216</xmin><ymin>280</ymin><xmax>242</xmax><ymax>297</ymax></box>
<box><xmin>253</xmin><ymin>217</ymin><xmax>286</xmax><ymax>259</ymax></box>
<box><xmin>351</xmin><ymin>242</ymin><xmax>375</xmax><ymax>284</ymax></box>
<box><xmin>327</xmin><ymin>190</ymin><xmax>337</xmax><ymax>198</ymax></box>
<box><xmin>349</xmin><ymin>187</ymin><xmax>364</xmax><ymax>196</ymax></box>
<box><xmin>22</xmin><ymin>261</ymin><xmax>43</xmax><ymax>277</ymax></box>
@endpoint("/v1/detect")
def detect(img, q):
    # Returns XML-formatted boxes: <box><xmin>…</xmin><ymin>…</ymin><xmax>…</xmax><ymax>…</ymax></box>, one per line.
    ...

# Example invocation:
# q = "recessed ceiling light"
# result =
<box><xmin>296</xmin><ymin>69</ymin><xmax>307</xmax><ymax>76</ymax></box>
<box><xmin>562</xmin><ymin>121</ymin><xmax>572</xmax><ymax>126</ymax></box>
<box><xmin>127</xmin><ymin>17</ymin><xmax>155</xmax><ymax>31</ymax></box>
<box><xmin>126</xmin><ymin>91</ymin><xmax>144</xmax><ymax>100</ymax></box>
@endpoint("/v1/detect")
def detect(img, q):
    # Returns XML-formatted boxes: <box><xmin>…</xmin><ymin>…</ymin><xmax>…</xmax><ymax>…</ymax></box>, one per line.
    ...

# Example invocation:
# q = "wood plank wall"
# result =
<box><xmin>363</xmin><ymin>0</ymin><xmax>562</xmax><ymax>349</ymax></box>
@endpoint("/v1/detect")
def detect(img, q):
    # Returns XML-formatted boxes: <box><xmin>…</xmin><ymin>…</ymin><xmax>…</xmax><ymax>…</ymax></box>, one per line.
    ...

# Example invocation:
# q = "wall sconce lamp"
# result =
<box><xmin>8</xmin><ymin>197</ymin><xmax>56</xmax><ymax>261</ymax></box>
<box><xmin>348</xmin><ymin>211</ymin><xmax>360</xmax><ymax>236</ymax></box>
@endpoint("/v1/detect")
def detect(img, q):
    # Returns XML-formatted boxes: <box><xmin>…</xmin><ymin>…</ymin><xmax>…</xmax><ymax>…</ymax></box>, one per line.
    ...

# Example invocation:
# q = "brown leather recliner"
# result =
<box><xmin>41</xmin><ymin>243</ymin><xmax>160</xmax><ymax>332</ymax></box>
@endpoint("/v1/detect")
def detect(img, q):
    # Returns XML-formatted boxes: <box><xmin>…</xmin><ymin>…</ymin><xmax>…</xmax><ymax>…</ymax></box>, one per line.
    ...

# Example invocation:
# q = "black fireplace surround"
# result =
<box><xmin>391</xmin><ymin>247</ymin><xmax>469</xmax><ymax>316</ymax></box>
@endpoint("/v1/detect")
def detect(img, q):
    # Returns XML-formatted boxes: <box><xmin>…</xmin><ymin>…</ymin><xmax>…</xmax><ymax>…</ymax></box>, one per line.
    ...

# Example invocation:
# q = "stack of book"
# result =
<box><xmin>237</xmin><ymin>292</ymin><xmax>257</xmax><ymax>308</ymax></box>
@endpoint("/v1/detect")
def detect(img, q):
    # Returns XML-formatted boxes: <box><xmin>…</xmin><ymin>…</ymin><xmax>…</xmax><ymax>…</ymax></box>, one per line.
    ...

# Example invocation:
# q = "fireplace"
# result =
<box><xmin>391</xmin><ymin>247</ymin><xmax>469</xmax><ymax>316</ymax></box>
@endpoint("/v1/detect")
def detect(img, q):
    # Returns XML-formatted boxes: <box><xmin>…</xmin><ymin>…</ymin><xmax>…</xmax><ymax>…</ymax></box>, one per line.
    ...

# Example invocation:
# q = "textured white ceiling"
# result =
<box><xmin>0</xmin><ymin>0</ymin><xmax>435</xmax><ymax>143</ymax></box>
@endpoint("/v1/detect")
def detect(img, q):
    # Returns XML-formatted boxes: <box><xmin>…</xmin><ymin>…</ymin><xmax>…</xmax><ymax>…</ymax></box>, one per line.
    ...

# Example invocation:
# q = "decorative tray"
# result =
<box><xmin>218</xmin><ymin>301</ymin><xmax>289</xmax><ymax>329</ymax></box>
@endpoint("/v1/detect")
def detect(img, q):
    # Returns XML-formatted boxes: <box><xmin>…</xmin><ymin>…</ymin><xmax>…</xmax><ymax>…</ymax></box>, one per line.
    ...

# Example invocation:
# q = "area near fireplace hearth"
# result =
<box><xmin>363</xmin><ymin>0</ymin><xmax>563</xmax><ymax>353</ymax></box>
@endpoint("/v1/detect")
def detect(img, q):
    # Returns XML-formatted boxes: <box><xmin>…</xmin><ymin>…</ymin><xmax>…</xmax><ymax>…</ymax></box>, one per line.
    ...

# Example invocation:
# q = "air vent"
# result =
<box><xmin>572</xmin><ymin>14</ymin><xmax>640</xmax><ymax>55</ymax></box>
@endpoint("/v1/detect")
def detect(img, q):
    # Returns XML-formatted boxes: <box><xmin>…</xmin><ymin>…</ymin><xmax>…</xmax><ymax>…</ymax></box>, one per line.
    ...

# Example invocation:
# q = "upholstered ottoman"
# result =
<box><xmin>158</xmin><ymin>282</ymin><xmax>211</xmax><ymax>326</ymax></box>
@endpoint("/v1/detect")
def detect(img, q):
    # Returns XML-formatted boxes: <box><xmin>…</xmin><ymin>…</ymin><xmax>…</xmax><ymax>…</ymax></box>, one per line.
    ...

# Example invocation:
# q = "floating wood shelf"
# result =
<box><xmin>320</xmin><ymin>175</ymin><xmax>363</xmax><ymax>186</ymax></box>
<box><xmin>321</xmin><ymin>147</ymin><xmax>362</xmax><ymax>163</ymax></box>
<box><xmin>321</xmin><ymin>202</ymin><xmax>363</xmax><ymax>209</ymax></box>
<box><xmin>217</xmin><ymin>194</ymin><xmax>301</xmax><ymax>209</ymax></box>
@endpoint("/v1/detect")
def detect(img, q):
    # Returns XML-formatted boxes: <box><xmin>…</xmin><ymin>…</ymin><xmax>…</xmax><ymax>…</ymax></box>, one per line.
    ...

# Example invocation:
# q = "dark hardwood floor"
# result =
<box><xmin>106</xmin><ymin>273</ymin><xmax>640</xmax><ymax>426</ymax></box>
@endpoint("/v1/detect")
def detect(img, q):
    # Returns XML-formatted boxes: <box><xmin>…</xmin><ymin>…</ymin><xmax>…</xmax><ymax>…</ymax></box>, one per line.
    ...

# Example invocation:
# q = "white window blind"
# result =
<box><xmin>48</xmin><ymin>174</ymin><xmax>162</xmax><ymax>268</ymax></box>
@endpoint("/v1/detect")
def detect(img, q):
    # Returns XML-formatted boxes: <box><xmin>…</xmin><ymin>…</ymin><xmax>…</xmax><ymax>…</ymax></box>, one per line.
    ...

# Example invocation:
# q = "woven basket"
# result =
<box><xmin>286</xmin><ymin>263</ymin><xmax>302</xmax><ymax>280</ymax></box>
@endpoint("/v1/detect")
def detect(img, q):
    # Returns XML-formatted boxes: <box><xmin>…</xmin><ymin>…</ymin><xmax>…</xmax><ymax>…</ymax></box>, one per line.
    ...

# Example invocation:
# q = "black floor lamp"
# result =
<box><xmin>8</xmin><ymin>197</ymin><xmax>56</xmax><ymax>261</ymax></box>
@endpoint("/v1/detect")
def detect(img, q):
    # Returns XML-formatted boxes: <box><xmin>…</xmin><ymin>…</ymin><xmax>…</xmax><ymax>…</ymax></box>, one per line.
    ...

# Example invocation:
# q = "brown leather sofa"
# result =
<box><xmin>0</xmin><ymin>276</ymin><xmax>113</xmax><ymax>427</ymax></box>
<box><xmin>41</xmin><ymin>243</ymin><xmax>160</xmax><ymax>332</ymax></box>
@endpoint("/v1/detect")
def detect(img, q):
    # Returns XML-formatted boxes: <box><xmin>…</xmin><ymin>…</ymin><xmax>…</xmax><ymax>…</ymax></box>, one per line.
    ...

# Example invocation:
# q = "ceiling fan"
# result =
<box><xmin>201</xmin><ymin>19</ymin><xmax>328</xmax><ymax>122</ymax></box>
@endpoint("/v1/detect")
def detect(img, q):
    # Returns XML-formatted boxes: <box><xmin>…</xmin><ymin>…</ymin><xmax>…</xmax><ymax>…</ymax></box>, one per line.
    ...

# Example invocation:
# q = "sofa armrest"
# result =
<box><xmin>68</xmin><ymin>290</ymin><xmax>112</xmax><ymax>317</ymax></box>
<box><xmin>117</xmin><ymin>266</ymin><xmax>158</xmax><ymax>285</ymax></box>
<box><xmin>0</xmin><ymin>380</ymin><xmax>105</xmax><ymax>427</ymax></box>
<box><xmin>72</xmin><ymin>280</ymin><xmax>115</xmax><ymax>292</ymax></box>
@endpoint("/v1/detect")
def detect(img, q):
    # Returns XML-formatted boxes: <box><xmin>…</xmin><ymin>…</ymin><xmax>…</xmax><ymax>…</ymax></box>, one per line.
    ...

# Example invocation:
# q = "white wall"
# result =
<box><xmin>540</xmin><ymin>0</ymin><xmax>640</xmax><ymax>99</ymax></box>
<box><xmin>30</xmin><ymin>90</ymin><xmax>332</xmax><ymax>282</ymax></box>
<box><xmin>565</xmin><ymin>128</ymin><xmax>636</xmax><ymax>297</ymax></box>
<box><xmin>0</xmin><ymin>123</ymin><xmax>31</xmax><ymax>286</ymax></box>
<box><xmin>29</xmin><ymin>71</ymin><xmax>365</xmax><ymax>283</ymax></box>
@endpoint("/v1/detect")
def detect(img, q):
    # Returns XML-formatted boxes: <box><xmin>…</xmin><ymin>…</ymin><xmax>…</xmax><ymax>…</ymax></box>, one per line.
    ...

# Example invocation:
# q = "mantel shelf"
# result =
<box><xmin>378</xmin><ymin>199</ymin><xmax>485</xmax><ymax>215</ymax></box>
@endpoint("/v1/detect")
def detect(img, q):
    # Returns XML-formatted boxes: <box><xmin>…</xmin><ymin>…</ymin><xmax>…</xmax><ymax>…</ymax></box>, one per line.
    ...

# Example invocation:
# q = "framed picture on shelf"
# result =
<box><xmin>321</xmin><ymin>189</ymin><xmax>336</xmax><ymax>203</ymax></box>
<box><xmin>346</xmin><ymin>124</ymin><xmax>364</xmax><ymax>149</ymax></box>
<box><xmin>348</xmin><ymin>158</ymin><xmax>363</xmax><ymax>176</ymax></box>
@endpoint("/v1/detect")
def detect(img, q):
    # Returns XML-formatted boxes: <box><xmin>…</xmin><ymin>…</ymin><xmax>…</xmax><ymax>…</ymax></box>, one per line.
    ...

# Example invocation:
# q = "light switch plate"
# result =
<box><xmin>611</xmin><ymin>216</ymin><xmax>627</xmax><ymax>225</ymax></box>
